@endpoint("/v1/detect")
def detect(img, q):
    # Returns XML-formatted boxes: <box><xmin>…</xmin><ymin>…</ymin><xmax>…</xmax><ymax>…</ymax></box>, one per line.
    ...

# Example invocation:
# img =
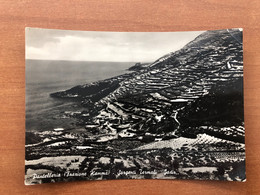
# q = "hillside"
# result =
<box><xmin>51</xmin><ymin>29</ymin><xmax>243</xmax><ymax>141</ymax></box>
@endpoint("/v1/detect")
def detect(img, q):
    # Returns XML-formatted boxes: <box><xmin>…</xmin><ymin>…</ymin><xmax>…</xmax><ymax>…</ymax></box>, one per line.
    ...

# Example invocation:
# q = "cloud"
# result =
<box><xmin>26</xmin><ymin>28</ymin><xmax>204</xmax><ymax>62</ymax></box>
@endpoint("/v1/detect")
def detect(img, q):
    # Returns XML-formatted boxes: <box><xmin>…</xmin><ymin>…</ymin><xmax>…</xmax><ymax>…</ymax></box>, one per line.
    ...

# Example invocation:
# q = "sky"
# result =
<box><xmin>26</xmin><ymin>28</ymin><xmax>204</xmax><ymax>62</ymax></box>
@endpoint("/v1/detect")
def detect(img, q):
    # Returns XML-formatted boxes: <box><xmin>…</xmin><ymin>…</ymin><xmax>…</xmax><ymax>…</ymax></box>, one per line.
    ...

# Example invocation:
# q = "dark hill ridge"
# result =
<box><xmin>51</xmin><ymin>28</ymin><xmax>244</xmax><ymax>143</ymax></box>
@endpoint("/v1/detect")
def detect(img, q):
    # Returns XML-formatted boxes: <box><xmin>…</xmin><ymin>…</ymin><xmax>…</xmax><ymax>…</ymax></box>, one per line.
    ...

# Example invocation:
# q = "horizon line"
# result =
<box><xmin>26</xmin><ymin>59</ymin><xmax>152</xmax><ymax>63</ymax></box>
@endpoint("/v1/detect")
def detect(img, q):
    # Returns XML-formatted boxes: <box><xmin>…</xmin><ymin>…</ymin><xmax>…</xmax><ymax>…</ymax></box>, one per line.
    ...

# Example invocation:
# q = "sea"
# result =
<box><xmin>26</xmin><ymin>59</ymin><xmax>134</xmax><ymax>131</ymax></box>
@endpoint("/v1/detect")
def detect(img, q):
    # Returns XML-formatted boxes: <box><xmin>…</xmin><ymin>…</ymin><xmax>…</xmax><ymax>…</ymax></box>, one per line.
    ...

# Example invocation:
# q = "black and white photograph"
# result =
<box><xmin>25</xmin><ymin>28</ymin><xmax>245</xmax><ymax>185</ymax></box>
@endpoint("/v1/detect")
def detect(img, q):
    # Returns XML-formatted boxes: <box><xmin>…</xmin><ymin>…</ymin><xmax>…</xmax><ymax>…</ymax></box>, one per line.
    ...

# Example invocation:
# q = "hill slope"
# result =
<box><xmin>51</xmin><ymin>29</ymin><xmax>243</xmax><ymax>142</ymax></box>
